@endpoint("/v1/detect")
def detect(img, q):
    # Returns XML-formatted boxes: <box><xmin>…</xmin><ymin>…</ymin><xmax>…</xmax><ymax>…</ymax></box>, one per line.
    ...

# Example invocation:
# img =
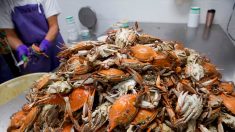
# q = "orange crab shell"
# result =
<box><xmin>9</xmin><ymin>110</ymin><xmax>27</xmax><ymax>130</ymax></box>
<box><xmin>130</xmin><ymin>45</ymin><xmax>157</xmax><ymax>62</ymax></box>
<box><xmin>67</xmin><ymin>56</ymin><xmax>91</xmax><ymax>75</ymax></box>
<box><xmin>118</xmin><ymin>58</ymin><xmax>140</xmax><ymax>65</ymax></box>
<box><xmin>74</xmin><ymin>65</ymin><xmax>91</xmax><ymax>75</ymax></box>
<box><xmin>219</xmin><ymin>82</ymin><xmax>234</xmax><ymax>94</ymax></box>
<box><xmin>62</xmin><ymin>123</ymin><xmax>73</xmax><ymax>132</ymax></box>
<box><xmin>98</xmin><ymin>68</ymin><xmax>129</xmax><ymax>82</ymax></box>
<box><xmin>9</xmin><ymin>106</ymin><xmax>40</xmax><ymax>132</ymax></box>
<box><xmin>20</xmin><ymin>107</ymin><xmax>40</xmax><ymax>131</ymax></box>
<box><xmin>98</xmin><ymin>68</ymin><xmax>125</xmax><ymax>76</ymax></box>
<box><xmin>69</xmin><ymin>87</ymin><xmax>90</xmax><ymax>112</ymax></box>
<box><xmin>220</xmin><ymin>94</ymin><xmax>235</xmax><ymax>115</ymax></box>
<box><xmin>116</xmin><ymin>58</ymin><xmax>150</xmax><ymax>70</ymax></box>
<box><xmin>131</xmin><ymin>109</ymin><xmax>158</xmax><ymax>129</ymax></box>
<box><xmin>108</xmin><ymin>94</ymin><xmax>139</xmax><ymax>131</ymax></box>
<box><xmin>152</xmin><ymin>52</ymin><xmax>172</xmax><ymax>68</ymax></box>
<box><xmin>202</xmin><ymin>62</ymin><xmax>218</xmax><ymax>76</ymax></box>
<box><xmin>137</xmin><ymin>34</ymin><xmax>161</xmax><ymax>44</ymax></box>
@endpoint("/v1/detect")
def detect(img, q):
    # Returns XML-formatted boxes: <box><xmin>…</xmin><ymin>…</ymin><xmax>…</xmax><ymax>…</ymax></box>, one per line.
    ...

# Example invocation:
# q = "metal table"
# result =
<box><xmin>131</xmin><ymin>22</ymin><xmax>235</xmax><ymax>83</ymax></box>
<box><xmin>1</xmin><ymin>23</ymin><xmax>235</xmax><ymax>131</ymax></box>
<box><xmin>0</xmin><ymin>94</ymin><xmax>27</xmax><ymax>130</ymax></box>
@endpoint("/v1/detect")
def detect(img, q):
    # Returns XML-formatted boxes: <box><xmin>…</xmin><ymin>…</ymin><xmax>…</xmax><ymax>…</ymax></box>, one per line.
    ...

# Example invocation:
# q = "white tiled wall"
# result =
<box><xmin>58</xmin><ymin>0</ymin><xmax>235</xmax><ymax>43</ymax></box>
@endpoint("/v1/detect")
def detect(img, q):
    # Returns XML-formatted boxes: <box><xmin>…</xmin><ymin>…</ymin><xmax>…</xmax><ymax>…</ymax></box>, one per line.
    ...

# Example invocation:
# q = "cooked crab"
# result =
<box><xmin>93</xmin><ymin>68</ymin><xmax>129</xmax><ymax>82</ymax></box>
<box><xmin>87</xmin><ymin>44</ymin><xmax>119</xmax><ymax>62</ymax></box>
<box><xmin>138</xmin><ymin>88</ymin><xmax>161</xmax><ymax>109</ymax></box>
<box><xmin>175</xmin><ymin>92</ymin><xmax>203</xmax><ymax>126</ymax></box>
<box><xmin>82</xmin><ymin>102</ymin><xmax>111</xmax><ymax>131</ymax></box>
<box><xmin>108</xmin><ymin>94</ymin><xmax>141</xmax><ymax>131</ymax></box>
<box><xmin>115</xmin><ymin>28</ymin><xmax>137</xmax><ymax>48</ymax></box>
<box><xmin>130</xmin><ymin>44</ymin><xmax>157</xmax><ymax>63</ymax></box>
<box><xmin>220</xmin><ymin>94</ymin><xmax>235</xmax><ymax>115</ymax></box>
<box><xmin>116</xmin><ymin>58</ymin><xmax>152</xmax><ymax>71</ymax></box>
<box><xmin>137</xmin><ymin>34</ymin><xmax>161</xmax><ymax>44</ymax></box>
<box><xmin>47</xmin><ymin>81</ymin><xmax>72</xmax><ymax>94</ymax></box>
<box><xmin>107</xmin><ymin>78</ymin><xmax>137</xmax><ymax>98</ymax></box>
<box><xmin>57</xmin><ymin>41</ymin><xmax>100</xmax><ymax>58</ymax></box>
<box><xmin>8</xmin><ymin>107</ymin><xmax>41</xmax><ymax>132</ymax></box>
<box><xmin>130</xmin><ymin>109</ymin><xmax>158</xmax><ymax>129</ymax></box>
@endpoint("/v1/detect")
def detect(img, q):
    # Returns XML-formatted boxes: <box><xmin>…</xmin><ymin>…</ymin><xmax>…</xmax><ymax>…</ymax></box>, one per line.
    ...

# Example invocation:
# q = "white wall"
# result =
<box><xmin>57</xmin><ymin>0</ymin><xmax>235</xmax><ymax>43</ymax></box>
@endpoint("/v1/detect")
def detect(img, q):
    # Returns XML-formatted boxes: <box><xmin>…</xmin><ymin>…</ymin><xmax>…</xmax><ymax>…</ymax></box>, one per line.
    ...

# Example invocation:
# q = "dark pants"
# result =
<box><xmin>0</xmin><ymin>55</ymin><xmax>14</xmax><ymax>83</ymax></box>
<box><xmin>2</xmin><ymin>53</ymin><xmax>20</xmax><ymax>77</ymax></box>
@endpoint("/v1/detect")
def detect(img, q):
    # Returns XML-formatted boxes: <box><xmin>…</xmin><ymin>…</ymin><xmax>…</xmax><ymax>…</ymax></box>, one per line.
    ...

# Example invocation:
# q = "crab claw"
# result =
<box><xmin>8</xmin><ymin>106</ymin><xmax>40</xmax><ymax>132</ymax></box>
<box><xmin>131</xmin><ymin>109</ymin><xmax>158</xmax><ymax>129</ymax></box>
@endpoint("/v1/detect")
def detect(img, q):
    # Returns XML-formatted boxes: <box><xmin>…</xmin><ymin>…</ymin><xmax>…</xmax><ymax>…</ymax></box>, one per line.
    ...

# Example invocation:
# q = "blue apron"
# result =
<box><xmin>11</xmin><ymin>4</ymin><xmax>64</xmax><ymax>74</ymax></box>
<box><xmin>0</xmin><ymin>55</ymin><xmax>13</xmax><ymax>83</ymax></box>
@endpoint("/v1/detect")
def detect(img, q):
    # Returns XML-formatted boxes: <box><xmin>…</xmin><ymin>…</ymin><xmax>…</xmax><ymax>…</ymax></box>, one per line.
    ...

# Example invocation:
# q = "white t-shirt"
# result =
<box><xmin>0</xmin><ymin>0</ymin><xmax>61</xmax><ymax>29</ymax></box>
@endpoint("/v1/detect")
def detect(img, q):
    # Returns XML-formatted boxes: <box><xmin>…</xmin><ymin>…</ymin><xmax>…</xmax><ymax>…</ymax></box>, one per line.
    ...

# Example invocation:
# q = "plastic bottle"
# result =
<box><xmin>66</xmin><ymin>16</ymin><xmax>79</xmax><ymax>44</ymax></box>
<box><xmin>187</xmin><ymin>7</ymin><xmax>200</xmax><ymax>28</ymax></box>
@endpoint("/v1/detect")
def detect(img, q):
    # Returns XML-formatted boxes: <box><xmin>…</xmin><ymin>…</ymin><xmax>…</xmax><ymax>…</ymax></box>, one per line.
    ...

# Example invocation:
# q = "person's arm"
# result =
<box><xmin>39</xmin><ymin>0</ymin><xmax>61</xmax><ymax>52</ymax></box>
<box><xmin>4</xmin><ymin>29</ymin><xmax>28</xmax><ymax>60</ymax></box>
<box><xmin>44</xmin><ymin>15</ymin><xmax>59</xmax><ymax>42</ymax></box>
<box><xmin>39</xmin><ymin>15</ymin><xmax>59</xmax><ymax>52</ymax></box>
<box><xmin>4</xmin><ymin>29</ymin><xmax>23</xmax><ymax>50</ymax></box>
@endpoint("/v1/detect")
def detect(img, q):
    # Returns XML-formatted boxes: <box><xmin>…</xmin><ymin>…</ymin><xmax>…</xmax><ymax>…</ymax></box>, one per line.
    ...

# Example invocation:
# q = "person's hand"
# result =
<box><xmin>16</xmin><ymin>44</ymin><xmax>29</xmax><ymax>61</ymax></box>
<box><xmin>39</xmin><ymin>39</ymin><xmax>51</xmax><ymax>52</ymax></box>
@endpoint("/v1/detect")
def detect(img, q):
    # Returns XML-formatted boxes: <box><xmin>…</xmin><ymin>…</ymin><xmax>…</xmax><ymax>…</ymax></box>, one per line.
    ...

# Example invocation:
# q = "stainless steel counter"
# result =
<box><xmin>0</xmin><ymin>94</ymin><xmax>27</xmax><ymax>130</ymax></box>
<box><xmin>131</xmin><ymin>23</ymin><xmax>235</xmax><ymax>83</ymax></box>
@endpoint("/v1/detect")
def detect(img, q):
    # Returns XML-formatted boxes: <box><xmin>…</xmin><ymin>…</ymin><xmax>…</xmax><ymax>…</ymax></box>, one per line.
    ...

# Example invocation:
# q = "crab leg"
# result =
<box><xmin>201</xmin><ymin>77</ymin><xmax>218</xmax><ymax>86</ymax></box>
<box><xmin>126</xmin><ymin>67</ymin><xmax>143</xmax><ymax>86</ymax></box>
<box><xmin>19</xmin><ymin>106</ymin><xmax>41</xmax><ymax>132</ymax></box>
<box><xmin>64</xmin><ymin>97</ymin><xmax>81</xmax><ymax>131</ymax></box>
<box><xmin>162</xmin><ymin>94</ymin><xmax>176</xmax><ymax>125</ymax></box>
<box><xmin>156</xmin><ymin>75</ymin><xmax>167</xmax><ymax>92</ymax></box>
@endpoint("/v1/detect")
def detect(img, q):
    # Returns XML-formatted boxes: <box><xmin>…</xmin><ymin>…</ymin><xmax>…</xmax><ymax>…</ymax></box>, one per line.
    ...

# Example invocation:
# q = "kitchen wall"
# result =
<box><xmin>57</xmin><ymin>0</ymin><xmax>235</xmax><ymax>43</ymax></box>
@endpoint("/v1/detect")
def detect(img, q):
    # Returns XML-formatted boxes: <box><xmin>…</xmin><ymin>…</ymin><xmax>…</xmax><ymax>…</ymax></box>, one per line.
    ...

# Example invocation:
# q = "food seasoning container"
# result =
<box><xmin>187</xmin><ymin>7</ymin><xmax>200</xmax><ymax>28</ymax></box>
<box><xmin>205</xmin><ymin>9</ymin><xmax>216</xmax><ymax>28</ymax></box>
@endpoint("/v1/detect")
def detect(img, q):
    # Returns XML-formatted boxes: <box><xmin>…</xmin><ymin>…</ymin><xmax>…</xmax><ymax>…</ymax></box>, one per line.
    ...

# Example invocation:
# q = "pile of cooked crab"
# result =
<box><xmin>8</xmin><ymin>28</ymin><xmax>235</xmax><ymax>132</ymax></box>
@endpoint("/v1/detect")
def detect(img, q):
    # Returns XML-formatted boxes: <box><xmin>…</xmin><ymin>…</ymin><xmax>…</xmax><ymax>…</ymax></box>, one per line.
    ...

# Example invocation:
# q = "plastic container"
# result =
<box><xmin>120</xmin><ymin>20</ymin><xmax>129</xmax><ymax>28</ymax></box>
<box><xmin>66</xmin><ymin>16</ymin><xmax>79</xmax><ymax>44</ymax></box>
<box><xmin>80</xmin><ymin>29</ymin><xmax>90</xmax><ymax>39</ymax></box>
<box><xmin>187</xmin><ymin>7</ymin><xmax>200</xmax><ymax>28</ymax></box>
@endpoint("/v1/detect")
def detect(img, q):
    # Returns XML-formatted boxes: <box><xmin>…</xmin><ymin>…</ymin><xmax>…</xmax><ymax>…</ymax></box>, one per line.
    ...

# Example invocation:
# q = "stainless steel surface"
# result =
<box><xmin>131</xmin><ymin>22</ymin><xmax>235</xmax><ymax>83</ymax></box>
<box><xmin>0</xmin><ymin>93</ymin><xmax>27</xmax><ymax>130</ymax></box>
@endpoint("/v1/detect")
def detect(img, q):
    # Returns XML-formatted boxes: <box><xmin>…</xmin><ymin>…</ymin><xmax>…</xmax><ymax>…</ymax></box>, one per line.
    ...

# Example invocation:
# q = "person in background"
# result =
<box><xmin>0</xmin><ymin>0</ymin><xmax>64</xmax><ymax>74</ymax></box>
